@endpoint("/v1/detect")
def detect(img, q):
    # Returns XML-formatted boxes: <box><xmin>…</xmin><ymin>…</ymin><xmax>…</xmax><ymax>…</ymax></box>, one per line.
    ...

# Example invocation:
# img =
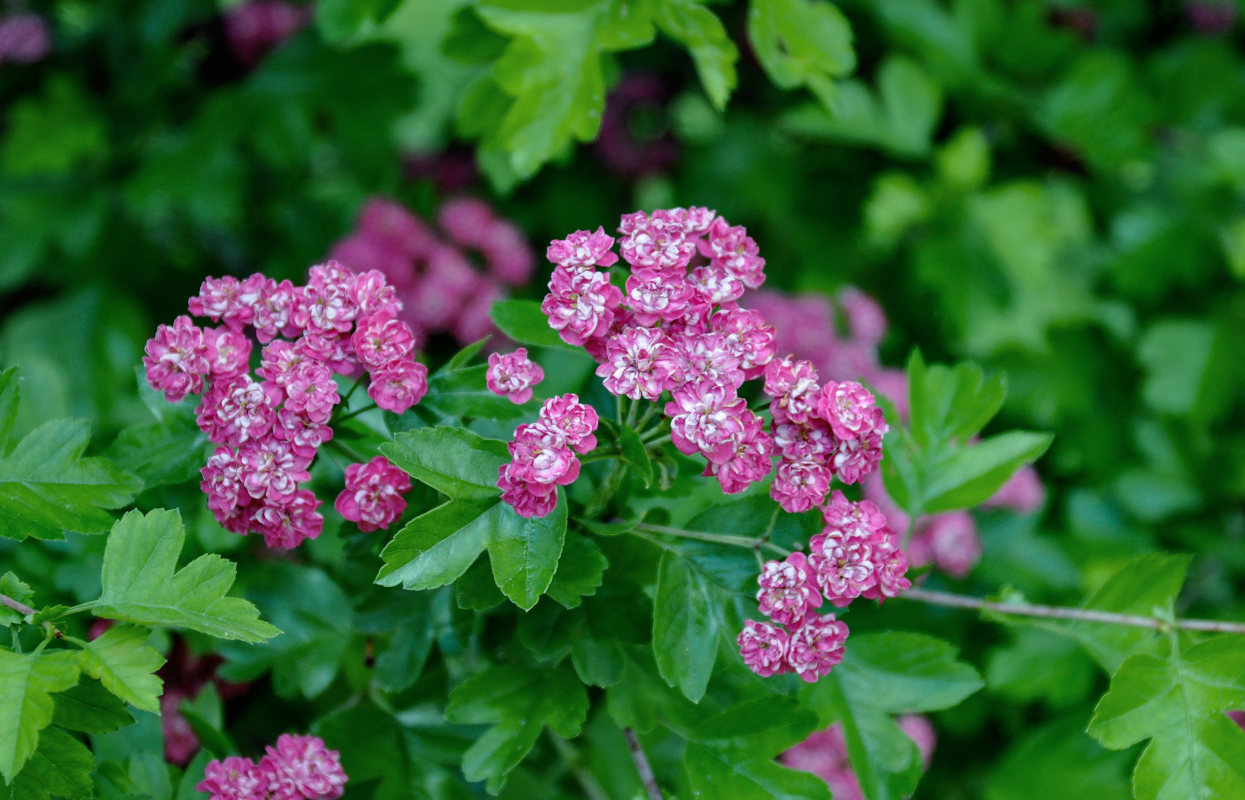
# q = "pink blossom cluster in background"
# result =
<box><xmin>486</xmin><ymin>347</ymin><xmax>544</xmax><ymax>404</ymax></box>
<box><xmin>197</xmin><ymin>734</ymin><xmax>347</xmax><ymax>800</ymax></box>
<box><xmin>223</xmin><ymin>0</ymin><xmax>312</xmax><ymax>67</ymax></box>
<box><xmin>0</xmin><ymin>12</ymin><xmax>51</xmax><ymax>67</ymax></box>
<box><xmin>593</xmin><ymin>73</ymin><xmax>679</xmax><ymax>180</ymax></box>
<box><xmin>781</xmin><ymin>715</ymin><xmax>936</xmax><ymax>798</ymax></box>
<box><xmin>330</xmin><ymin>196</ymin><xmax>534</xmax><ymax>347</ymax></box>
<box><xmin>143</xmin><ymin>262</ymin><xmax>424</xmax><ymax>548</ymax></box>
<box><xmin>499</xmin><ymin>394</ymin><xmax>599</xmax><ymax>518</ymax></box>
<box><xmin>741</xmin><ymin>491</ymin><xmax>910</xmax><ymax>682</ymax></box>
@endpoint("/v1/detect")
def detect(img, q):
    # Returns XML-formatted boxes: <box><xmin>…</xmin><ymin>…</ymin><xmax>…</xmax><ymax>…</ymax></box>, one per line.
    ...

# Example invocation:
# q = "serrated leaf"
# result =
<box><xmin>422</xmin><ymin>364</ymin><xmax>535</xmax><ymax>422</ymax></box>
<box><xmin>75</xmin><ymin>626</ymin><xmax>164</xmax><ymax>714</ymax></box>
<box><xmin>833</xmin><ymin>632</ymin><xmax>984</xmax><ymax>713</ymax></box>
<box><xmin>619</xmin><ymin>425</ymin><xmax>653</xmax><ymax>489</ymax></box>
<box><xmin>684</xmin><ymin>742</ymin><xmax>832</xmax><ymax>799</ymax></box>
<box><xmin>655</xmin><ymin>0</ymin><xmax>738</xmax><ymax>110</ymax></box>
<box><xmin>652</xmin><ymin>550</ymin><xmax>719</xmax><ymax>703</ymax></box>
<box><xmin>0</xmin><ymin>418</ymin><xmax>140</xmax><ymax>541</ymax></box>
<box><xmin>446</xmin><ymin>665</ymin><xmax>589</xmax><ymax>793</ymax></box>
<box><xmin>1089</xmin><ymin>636</ymin><xmax>1245</xmax><ymax>800</ymax></box>
<box><xmin>487</xmin><ymin>496</ymin><xmax>567</xmax><ymax>610</ymax></box>
<box><xmin>0</xmin><ymin>368</ymin><xmax>18</xmax><ymax>448</ymax></box>
<box><xmin>381</xmin><ymin>427</ymin><xmax>508</xmax><ymax>500</ymax></box>
<box><xmin>0</xmin><ymin>572</ymin><xmax>33</xmax><ymax>626</ymax></box>
<box><xmin>0</xmin><ymin>650</ymin><xmax>80</xmax><ymax>783</ymax></box>
<box><xmin>489</xmin><ymin>299</ymin><xmax>578</xmax><ymax>353</ymax></box>
<box><xmin>690</xmin><ymin>696</ymin><xmax>819</xmax><ymax>757</ymax></box>
<box><xmin>92</xmin><ymin>509</ymin><xmax>280</xmax><ymax>643</ymax></box>
<box><xmin>4</xmin><ymin>726</ymin><xmax>93</xmax><ymax>800</ymax></box>
<box><xmin>376</xmin><ymin>499</ymin><xmax>495</xmax><ymax>589</ymax></box>
<box><xmin>747</xmin><ymin>0</ymin><xmax>855</xmax><ymax>106</ymax></box>
<box><xmin>545</xmin><ymin>532</ymin><xmax>608</xmax><ymax>609</ymax></box>
<box><xmin>922</xmin><ymin>431</ymin><xmax>1054</xmax><ymax>513</ymax></box>
<box><xmin>105</xmin><ymin>421</ymin><xmax>207</xmax><ymax>489</ymax></box>
<box><xmin>50</xmin><ymin>680</ymin><xmax>133</xmax><ymax>734</ymax></box>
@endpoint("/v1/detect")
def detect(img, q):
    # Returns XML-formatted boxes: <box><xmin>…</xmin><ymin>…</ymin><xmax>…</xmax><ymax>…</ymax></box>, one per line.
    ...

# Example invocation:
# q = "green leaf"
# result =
<box><xmin>0</xmin><ymin>650</ymin><xmax>80</xmax><ymax>783</ymax></box>
<box><xmin>683</xmin><ymin>742</ymin><xmax>832</xmax><ymax>799</ymax></box>
<box><xmin>0</xmin><ymin>368</ymin><xmax>18</xmax><ymax>447</ymax></box>
<box><xmin>317</xmin><ymin>0</ymin><xmax>402</xmax><ymax>41</ymax></box>
<box><xmin>446</xmin><ymin>665</ymin><xmax>589</xmax><ymax>793</ymax></box>
<box><xmin>987</xmin><ymin>717</ymin><xmax>1132</xmax><ymax>800</ymax></box>
<box><xmin>179</xmin><ymin>685</ymin><xmax>235</xmax><ymax>759</ymax></box>
<box><xmin>0</xmin><ymin>572</ymin><xmax>33</xmax><ymax>627</ymax></box>
<box><xmin>489</xmin><ymin>299</ymin><xmax>578</xmax><ymax>353</ymax></box>
<box><xmin>690</xmin><ymin>696</ymin><xmax>819</xmax><ymax>757</ymax></box>
<box><xmin>105</xmin><ymin>420</ymin><xmax>207</xmax><ymax>489</ymax></box>
<box><xmin>545</xmin><ymin>532</ymin><xmax>608</xmax><ymax>609</ymax></box>
<box><xmin>0</xmin><ymin>418</ymin><xmax>141</xmax><ymax>541</ymax></box>
<box><xmin>655</xmin><ymin>0</ymin><xmax>738</xmax><ymax>110</ymax></box>
<box><xmin>93</xmin><ymin>509</ymin><xmax>280</xmax><ymax>643</ymax></box>
<box><xmin>747</xmin><ymin>0</ymin><xmax>855</xmax><ymax>106</ymax></box>
<box><xmin>921</xmin><ymin>431</ymin><xmax>1054</xmax><ymax>513</ymax></box>
<box><xmin>908</xmin><ymin>354</ymin><xmax>1006</xmax><ymax>447</ymax></box>
<box><xmin>619</xmin><ymin>425</ymin><xmax>654</xmax><ymax>489</ymax></box>
<box><xmin>1136</xmin><ymin>320</ymin><xmax>1215</xmax><ymax>417</ymax></box>
<box><xmin>652</xmin><ymin>550</ymin><xmax>719</xmax><ymax>703</ymax></box>
<box><xmin>380</xmin><ymin>427</ymin><xmax>508</xmax><ymax>500</ymax></box>
<box><xmin>1089</xmin><ymin>636</ymin><xmax>1245</xmax><ymax>800</ymax></box>
<box><xmin>4</xmin><ymin>726</ymin><xmax>93</xmax><ymax>800</ymax></box>
<box><xmin>422</xmin><ymin>364</ymin><xmax>535</xmax><ymax>421</ymax></box>
<box><xmin>376</xmin><ymin>499</ymin><xmax>495</xmax><ymax>590</ymax></box>
<box><xmin>75</xmin><ymin>626</ymin><xmax>164</xmax><ymax>714</ymax></box>
<box><xmin>487</xmin><ymin>495</ymin><xmax>568</xmax><ymax>611</ymax></box>
<box><xmin>0</xmin><ymin>76</ymin><xmax>106</xmax><ymax>177</ymax></box>
<box><xmin>833</xmin><ymin>632</ymin><xmax>985</xmax><ymax>713</ymax></box>
<box><xmin>50</xmin><ymin>680</ymin><xmax>133</xmax><ymax>734</ymax></box>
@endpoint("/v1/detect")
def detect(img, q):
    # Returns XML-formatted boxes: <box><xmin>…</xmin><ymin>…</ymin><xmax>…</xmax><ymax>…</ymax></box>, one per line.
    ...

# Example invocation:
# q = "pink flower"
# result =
<box><xmin>368</xmin><ymin>360</ymin><xmax>428</xmax><ymax>413</ymax></box>
<box><xmin>249</xmin><ymin>277</ymin><xmax>299</xmax><ymax>343</ymax></box>
<box><xmin>701</xmin><ymin>411</ymin><xmax>773</xmax><ymax>494</ymax></box>
<box><xmin>486</xmin><ymin>348</ymin><xmax>545</xmax><ymax>404</ymax></box>
<box><xmin>196</xmin><ymin>375</ymin><xmax>277</xmax><ymax>448</ymax></box>
<box><xmin>779</xmin><ymin>726</ymin><xmax>863</xmax><ymax>800</ymax></box>
<box><xmin>810</xmin><ymin>529</ymin><xmax>879</xmax><ymax>607</ymax></box>
<box><xmin>786</xmin><ymin>614</ymin><xmax>849</xmax><ymax>683</ymax></box>
<box><xmin>201</xmin><ymin>447</ymin><xmax>243</xmax><ymax>516</ymax></box>
<box><xmin>479</xmin><ymin>219</ymin><xmax>535</xmax><ymax>286</ymax></box>
<box><xmin>547</xmin><ymin>227</ymin><xmax>619</xmax><ymax>269</ymax></box>
<box><xmin>143</xmin><ymin>315</ymin><xmax>214</xmax><ymax>402</ymax></box>
<box><xmin>258</xmin><ymin>734</ymin><xmax>348</xmax><ymax>800</ymax></box>
<box><xmin>196</xmin><ymin>756</ymin><xmax>269</xmax><ymax>800</ymax></box>
<box><xmin>665</xmin><ymin>380</ymin><xmax>749</xmax><ymax>464</ymax></box>
<box><xmin>596</xmin><ymin>326</ymin><xmax>673</xmax><ymax>400</ymax></box>
<box><xmin>817</xmin><ymin>381</ymin><xmax>887</xmax><ymax>442</ymax></box>
<box><xmin>772</xmin><ymin>418</ymin><xmax>835</xmax><ymax>461</ymax></box>
<box><xmin>700</xmin><ymin>217</ymin><xmax>765</xmax><ymax>288</ymax></box>
<box><xmin>619</xmin><ymin>209</ymin><xmax>696</xmax><ymax>270</ymax></box>
<box><xmin>188</xmin><ymin>276</ymin><xmax>258</xmax><ymax>332</ymax></box>
<box><xmin>839</xmin><ymin>287</ymin><xmax>888</xmax><ymax>345</ymax></box>
<box><xmin>357</xmin><ymin>197</ymin><xmax>436</xmax><ymax>258</ymax></box>
<box><xmin>238</xmin><ymin>438</ymin><xmax>309</xmax><ymax>502</ymax></box>
<box><xmin>756</xmin><ymin>553</ymin><xmax>822</xmax><ymax>627</ymax></box>
<box><xmin>292</xmin><ymin>261</ymin><xmax>358</xmax><ymax>334</ymax></box>
<box><xmin>687</xmin><ymin>264</ymin><xmax>745</xmax><ymax>309</ymax></box>
<box><xmin>0</xmin><ymin>13</ymin><xmax>51</xmax><ymax>65</ymax></box>
<box><xmin>542</xmin><ymin>265</ymin><xmax>624</xmax><ymax>346</ymax></box>
<box><xmin>272</xmin><ymin>407</ymin><xmax>333</xmax><ymax>461</ymax></box>
<box><xmin>984</xmin><ymin>465</ymin><xmax>1045</xmax><ymax>513</ymax></box>
<box><xmin>257</xmin><ymin>340</ymin><xmax>311</xmax><ymax>386</ymax></box>
<box><xmin>253</xmin><ymin>489</ymin><xmax>323</xmax><ymax>550</ymax></box>
<box><xmin>507</xmin><ymin>422</ymin><xmax>581</xmax><ymax>487</ymax></box>
<box><xmin>909</xmin><ymin>511</ymin><xmax>980</xmax><ymax>579</ymax></box>
<box><xmin>498</xmin><ymin>465</ymin><xmax>560</xmax><ymax>518</ymax></box>
<box><xmin>829</xmin><ymin>430</ymin><xmax>884</xmax><ymax>485</ymax></box>
<box><xmin>625</xmin><ymin>268</ymin><xmax>695</xmax><ymax>325</ymax></box>
<box><xmin>350</xmin><ymin>270</ymin><xmax>402</xmax><ymax>319</ymax></box>
<box><xmin>764</xmin><ymin>357</ymin><xmax>820</xmax><ymax>424</ymax></box>
<box><xmin>437</xmin><ymin>196</ymin><xmax>495</xmax><ymax>248</ymax></box>
<box><xmin>709</xmin><ymin>308</ymin><xmax>776</xmax><ymax>379</ymax></box>
<box><xmin>299</xmin><ymin>329</ymin><xmax>356</xmax><ymax>375</ymax></box>
<box><xmin>771</xmin><ymin>458</ymin><xmax>832</xmax><ymax>514</ymax></box>
<box><xmin>283</xmin><ymin>362</ymin><xmax>340</xmax><ymax>424</ymax></box>
<box><xmin>334</xmin><ymin>456</ymin><xmax>412</xmax><ymax>532</ymax></box>
<box><xmin>206</xmin><ymin>327</ymin><xmax>253</xmax><ymax>380</ymax></box>
<box><xmin>223</xmin><ymin>0</ymin><xmax>311</xmax><ymax>67</ymax></box>
<box><xmin>738</xmin><ymin>620</ymin><xmax>790</xmax><ymax>678</ymax></box>
<box><xmin>539</xmin><ymin>394</ymin><xmax>599</xmax><ymax>454</ymax></box>
<box><xmin>352</xmin><ymin>311</ymin><xmax>417</xmax><ymax>370</ymax></box>
<box><xmin>405</xmin><ymin>245</ymin><xmax>478</xmax><ymax>330</ymax></box>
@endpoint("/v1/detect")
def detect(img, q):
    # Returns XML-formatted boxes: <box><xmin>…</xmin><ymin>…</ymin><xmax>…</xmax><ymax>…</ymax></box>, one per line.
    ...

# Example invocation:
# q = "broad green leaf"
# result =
<box><xmin>0</xmin><ymin>418</ymin><xmax>140</xmax><ymax>540</ymax></box>
<box><xmin>652</xmin><ymin>550</ymin><xmax>719</xmax><ymax>703</ymax></box>
<box><xmin>690</xmin><ymin>696</ymin><xmax>819</xmax><ymax>757</ymax></box>
<box><xmin>1136</xmin><ymin>320</ymin><xmax>1214</xmax><ymax>417</ymax></box>
<box><xmin>747</xmin><ymin>0</ymin><xmax>855</xmax><ymax>107</ymax></box>
<box><xmin>545</xmin><ymin>532</ymin><xmax>608</xmax><ymax>609</ymax></box>
<box><xmin>987</xmin><ymin>717</ymin><xmax>1132</xmax><ymax>800</ymax></box>
<box><xmin>446</xmin><ymin>665</ymin><xmax>589</xmax><ymax>793</ymax></box>
<box><xmin>833</xmin><ymin>632</ymin><xmax>985</xmax><ymax>713</ymax></box>
<box><xmin>376</xmin><ymin>499</ymin><xmax>495</xmax><ymax>589</ymax></box>
<box><xmin>1089</xmin><ymin>636</ymin><xmax>1245</xmax><ymax>800</ymax></box>
<box><xmin>421</xmin><ymin>364</ymin><xmax>534</xmax><ymax>421</ymax></box>
<box><xmin>489</xmin><ymin>299</ymin><xmax>578</xmax><ymax>353</ymax></box>
<box><xmin>75</xmin><ymin>626</ymin><xmax>164</xmax><ymax>714</ymax></box>
<box><xmin>313</xmin><ymin>701</ymin><xmax>436</xmax><ymax>800</ymax></box>
<box><xmin>0</xmin><ymin>76</ymin><xmax>106</xmax><ymax>177</ymax></box>
<box><xmin>655</xmin><ymin>0</ymin><xmax>738</xmax><ymax>110</ymax></box>
<box><xmin>381</xmin><ymin>427</ymin><xmax>508</xmax><ymax>500</ymax></box>
<box><xmin>0</xmin><ymin>650</ymin><xmax>80</xmax><ymax>783</ymax></box>
<box><xmin>922</xmin><ymin>431</ymin><xmax>1054</xmax><ymax>513</ymax></box>
<box><xmin>105</xmin><ymin>420</ymin><xmax>207</xmax><ymax>489</ymax></box>
<box><xmin>0</xmin><ymin>572</ymin><xmax>33</xmax><ymax>626</ymax></box>
<box><xmin>4</xmin><ymin>726</ymin><xmax>93</xmax><ymax>800</ymax></box>
<box><xmin>0</xmin><ymin>368</ymin><xmax>18</xmax><ymax>447</ymax></box>
<box><xmin>619</xmin><ymin>425</ymin><xmax>654</xmax><ymax>489</ymax></box>
<box><xmin>908</xmin><ymin>353</ymin><xmax>1006</xmax><ymax>447</ymax></box>
<box><xmin>50</xmin><ymin>680</ymin><xmax>133</xmax><ymax>734</ymax></box>
<box><xmin>93</xmin><ymin>509</ymin><xmax>280</xmax><ymax>643</ymax></box>
<box><xmin>571</xmin><ymin>631</ymin><xmax>624</xmax><ymax>688</ymax></box>
<box><xmin>684</xmin><ymin>742</ymin><xmax>831</xmax><ymax>799</ymax></box>
<box><xmin>486</xmin><ymin>495</ymin><xmax>568</xmax><ymax>610</ymax></box>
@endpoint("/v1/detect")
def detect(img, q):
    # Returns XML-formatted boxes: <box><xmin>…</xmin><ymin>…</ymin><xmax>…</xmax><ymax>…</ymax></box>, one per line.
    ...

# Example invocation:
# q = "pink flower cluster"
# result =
<box><xmin>499</xmin><ymin>394</ymin><xmax>599</xmax><ymax>517</ymax></box>
<box><xmin>223</xmin><ymin>0</ymin><xmax>312</xmax><ymax>67</ymax></box>
<box><xmin>333</xmin><ymin>456</ymin><xmax>411</xmax><ymax>532</ymax></box>
<box><xmin>330</xmin><ymin>196</ymin><xmax>534</xmax><ymax>347</ymax></box>
<box><xmin>486</xmin><ymin>347</ymin><xmax>544</xmax><ymax>404</ymax></box>
<box><xmin>781</xmin><ymin>715</ymin><xmax>936</xmax><ymax>798</ymax></box>
<box><xmin>143</xmin><ymin>262</ymin><xmax>427</xmax><ymax>548</ymax></box>
<box><xmin>0</xmin><ymin>12</ymin><xmax>51</xmax><ymax>66</ymax></box>
<box><xmin>197</xmin><ymin>734</ymin><xmax>347</xmax><ymax>800</ymax></box>
<box><xmin>739</xmin><ymin>491</ymin><xmax>910</xmax><ymax>682</ymax></box>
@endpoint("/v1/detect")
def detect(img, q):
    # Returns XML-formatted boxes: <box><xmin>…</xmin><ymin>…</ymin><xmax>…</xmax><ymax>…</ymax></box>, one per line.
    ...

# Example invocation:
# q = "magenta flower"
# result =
<box><xmin>367</xmin><ymin>360</ymin><xmax>429</xmax><ymax>413</ymax></box>
<box><xmin>486</xmin><ymin>348</ymin><xmax>545</xmax><ymax>404</ymax></box>
<box><xmin>786</xmin><ymin>614</ymin><xmax>849</xmax><ymax>683</ymax></box>
<box><xmin>542</xmin><ymin>265</ymin><xmax>624</xmax><ymax>346</ymax></box>
<box><xmin>547</xmin><ymin>227</ymin><xmax>619</xmax><ymax>269</ymax></box>
<box><xmin>196</xmin><ymin>756</ymin><xmax>268</xmax><ymax>800</ymax></box>
<box><xmin>596</xmin><ymin>326</ymin><xmax>673</xmax><ymax>400</ymax></box>
<box><xmin>334</xmin><ymin>456</ymin><xmax>412</xmax><ymax>532</ymax></box>
<box><xmin>738</xmin><ymin>620</ymin><xmax>790</xmax><ymax>678</ymax></box>
<box><xmin>756</xmin><ymin>553</ymin><xmax>822</xmax><ymax>628</ymax></box>
<box><xmin>143</xmin><ymin>315</ymin><xmax>214</xmax><ymax>402</ymax></box>
<box><xmin>540</xmin><ymin>394</ymin><xmax>600</xmax><ymax>454</ymax></box>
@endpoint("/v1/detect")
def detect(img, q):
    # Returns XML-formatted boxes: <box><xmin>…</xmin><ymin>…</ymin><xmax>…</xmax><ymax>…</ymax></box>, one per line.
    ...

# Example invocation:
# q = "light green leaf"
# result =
<box><xmin>75</xmin><ymin>626</ymin><xmax>164</xmax><ymax>714</ymax></box>
<box><xmin>486</xmin><ymin>495</ymin><xmax>568</xmax><ymax>611</ymax></box>
<box><xmin>376</xmin><ymin>499</ymin><xmax>495</xmax><ymax>590</ymax></box>
<box><xmin>4</xmin><ymin>726</ymin><xmax>93</xmax><ymax>800</ymax></box>
<box><xmin>1089</xmin><ymin>636</ymin><xmax>1245</xmax><ymax>800</ymax></box>
<box><xmin>0</xmin><ymin>572</ymin><xmax>33</xmax><ymax>627</ymax></box>
<box><xmin>655</xmin><ymin>0</ymin><xmax>738</xmax><ymax>110</ymax></box>
<box><xmin>446</xmin><ymin>665</ymin><xmax>589</xmax><ymax>793</ymax></box>
<box><xmin>105</xmin><ymin>420</ymin><xmax>207</xmax><ymax>489</ymax></box>
<box><xmin>652</xmin><ymin>550</ymin><xmax>719</xmax><ymax>703</ymax></box>
<box><xmin>490</xmin><ymin>299</ymin><xmax>578</xmax><ymax>353</ymax></box>
<box><xmin>0</xmin><ymin>418</ymin><xmax>141</xmax><ymax>541</ymax></box>
<box><xmin>1136</xmin><ymin>320</ymin><xmax>1215</xmax><ymax>417</ymax></box>
<box><xmin>0</xmin><ymin>650</ymin><xmax>80</xmax><ymax>783</ymax></box>
<box><xmin>93</xmin><ymin>509</ymin><xmax>280</xmax><ymax>643</ymax></box>
<box><xmin>922</xmin><ymin>431</ymin><xmax>1054</xmax><ymax>513</ymax></box>
<box><xmin>381</xmin><ymin>426</ymin><xmax>508</xmax><ymax>500</ymax></box>
<box><xmin>50</xmin><ymin>680</ymin><xmax>133</xmax><ymax>734</ymax></box>
<box><xmin>747</xmin><ymin>0</ymin><xmax>855</xmax><ymax>105</ymax></box>
<box><xmin>683</xmin><ymin>742</ymin><xmax>831</xmax><ymax>799</ymax></box>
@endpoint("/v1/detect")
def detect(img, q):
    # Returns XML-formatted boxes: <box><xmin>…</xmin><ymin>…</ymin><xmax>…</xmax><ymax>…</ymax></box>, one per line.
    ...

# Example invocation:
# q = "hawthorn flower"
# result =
<box><xmin>786</xmin><ymin>614</ymin><xmax>849</xmax><ymax>683</ymax></box>
<box><xmin>143</xmin><ymin>316</ymin><xmax>214</xmax><ymax>402</ymax></box>
<box><xmin>259</xmin><ymin>734</ymin><xmax>347</xmax><ymax>799</ymax></box>
<box><xmin>701</xmin><ymin>217</ymin><xmax>765</xmax><ymax>287</ymax></box>
<box><xmin>625</xmin><ymin>267</ymin><xmax>695</xmax><ymax>325</ymax></box>
<box><xmin>541</xmin><ymin>265</ymin><xmax>624</xmax><ymax>346</ymax></box>
<box><xmin>738</xmin><ymin>620</ymin><xmax>790</xmax><ymax>678</ymax></box>
<box><xmin>189</xmin><ymin>276</ymin><xmax>258</xmax><ymax>331</ymax></box>
<box><xmin>596</xmin><ymin>326</ymin><xmax>673</xmax><ymax>400</ymax></box>
<box><xmin>817</xmin><ymin>381</ymin><xmax>887</xmax><ymax>442</ymax></box>
<box><xmin>334</xmin><ymin>456</ymin><xmax>412</xmax><ymax>532</ymax></box>
<box><xmin>546</xmin><ymin>227</ymin><xmax>619</xmax><ymax>269</ymax></box>
<box><xmin>196</xmin><ymin>756</ymin><xmax>268</xmax><ymax>800</ymax></box>
<box><xmin>665</xmin><ymin>380</ymin><xmax>750</xmax><ymax>464</ymax></box>
<box><xmin>498</xmin><ymin>465</ymin><xmax>560</xmax><ymax>519</ymax></box>
<box><xmin>771</xmin><ymin>458</ymin><xmax>833</xmax><ymax>514</ymax></box>
<box><xmin>367</xmin><ymin>360</ymin><xmax>429</xmax><ymax>413</ymax></box>
<box><xmin>507</xmin><ymin>422</ymin><xmax>581</xmax><ymax>488</ymax></box>
<box><xmin>756</xmin><ymin>553</ymin><xmax>822</xmax><ymax>628</ymax></box>
<box><xmin>253</xmin><ymin>489</ymin><xmax>323</xmax><ymax>550</ymax></box>
<box><xmin>486</xmin><ymin>347</ymin><xmax>545</xmax><ymax>404</ymax></box>
<box><xmin>619</xmin><ymin>209</ymin><xmax>696</xmax><ymax>270</ymax></box>
<box><xmin>351</xmin><ymin>311</ymin><xmax>416</xmax><ymax>370</ymax></box>
<box><xmin>540</xmin><ymin>394</ymin><xmax>600</xmax><ymax>453</ymax></box>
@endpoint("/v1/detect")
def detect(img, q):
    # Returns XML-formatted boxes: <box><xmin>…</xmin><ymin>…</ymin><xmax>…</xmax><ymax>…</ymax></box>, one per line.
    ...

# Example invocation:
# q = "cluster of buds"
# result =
<box><xmin>0</xmin><ymin>12</ymin><xmax>51</xmax><ymax>67</ymax></box>
<box><xmin>142</xmin><ymin>262</ymin><xmax>424</xmax><ymax>547</ymax></box>
<box><xmin>223</xmin><ymin>0</ymin><xmax>312</xmax><ymax>67</ymax></box>
<box><xmin>739</xmin><ymin>492</ymin><xmax>910</xmax><ymax>682</ymax></box>
<box><xmin>781</xmin><ymin>716</ymin><xmax>936</xmax><ymax>798</ymax></box>
<box><xmin>197</xmin><ymin>734</ymin><xmax>347</xmax><ymax>800</ymax></box>
<box><xmin>330</xmin><ymin>196</ymin><xmax>533</xmax><ymax>347</ymax></box>
<box><xmin>499</xmin><ymin>395</ymin><xmax>599</xmax><ymax>517</ymax></box>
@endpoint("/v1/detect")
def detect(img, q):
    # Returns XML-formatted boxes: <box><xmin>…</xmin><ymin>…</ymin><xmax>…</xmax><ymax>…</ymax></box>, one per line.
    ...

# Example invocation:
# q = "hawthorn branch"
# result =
<box><xmin>902</xmin><ymin>587</ymin><xmax>1245</xmax><ymax>634</ymax></box>
<box><xmin>625</xmin><ymin>727</ymin><xmax>663</xmax><ymax>800</ymax></box>
<box><xmin>1</xmin><ymin>593</ymin><xmax>36</xmax><ymax>618</ymax></box>
<box><xmin>633</xmin><ymin>523</ymin><xmax>791</xmax><ymax>556</ymax></box>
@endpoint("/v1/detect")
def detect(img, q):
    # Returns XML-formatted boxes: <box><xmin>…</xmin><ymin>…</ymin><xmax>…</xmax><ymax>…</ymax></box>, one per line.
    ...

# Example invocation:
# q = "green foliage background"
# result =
<box><xmin>2</xmin><ymin>0</ymin><xmax>1245</xmax><ymax>798</ymax></box>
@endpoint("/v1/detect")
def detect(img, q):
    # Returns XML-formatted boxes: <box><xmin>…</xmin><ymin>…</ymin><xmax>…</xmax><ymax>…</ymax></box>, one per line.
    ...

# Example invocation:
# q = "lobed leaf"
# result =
<box><xmin>0</xmin><ymin>650</ymin><xmax>80</xmax><ymax>783</ymax></box>
<box><xmin>75</xmin><ymin>626</ymin><xmax>164</xmax><ymax>714</ymax></box>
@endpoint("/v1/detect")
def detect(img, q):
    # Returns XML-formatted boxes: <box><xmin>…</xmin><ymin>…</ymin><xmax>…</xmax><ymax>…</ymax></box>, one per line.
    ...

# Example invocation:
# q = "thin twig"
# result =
<box><xmin>334</xmin><ymin>402</ymin><xmax>379</xmax><ymax>424</ymax></box>
<box><xmin>634</xmin><ymin>523</ymin><xmax>791</xmax><ymax>556</ymax></box>
<box><xmin>624</xmin><ymin>727</ymin><xmax>663</xmax><ymax>800</ymax></box>
<box><xmin>902</xmin><ymin>587</ymin><xmax>1245</xmax><ymax>634</ymax></box>
<box><xmin>1</xmin><ymin>593</ymin><xmax>36</xmax><ymax>618</ymax></box>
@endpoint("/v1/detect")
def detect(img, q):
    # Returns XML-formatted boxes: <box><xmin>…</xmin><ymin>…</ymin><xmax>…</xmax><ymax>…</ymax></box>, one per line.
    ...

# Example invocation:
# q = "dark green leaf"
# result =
<box><xmin>486</xmin><ymin>497</ymin><xmax>568</xmax><ymax>611</ymax></box>
<box><xmin>545</xmin><ymin>532</ymin><xmax>608</xmax><ymax>609</ymax></box>
<box><xmin>489</xmin><ymin>299</ymin><xmax>578</xmax><ymax>353</ymax></box>
<box><xmin>619</xmin><ymin>425</ymin><xmax>654</xmax><ymax>489</ymax></box>
<box><xmin>5</xmin><ymin>726</ymin><xmax>93</xmax><ymax>800</ymax></box>
<box><xmin>652</xmin><ymin>551</ymin><xmax>719</xmax><ymax>703</ymax></box>
<box><xmin>690</xmin><ymin>696</ymin><xmax>819</xmax><ymax>757</ymax></box>
<box><xmin>376</xmin><ymin>499</ymin><xmax>496</xmax><ymax>590</ymax></box>
<box><xmin>683</xmin><ymin>742</ymin><xmax>832</xmax><ymax>799</ymax></box>
<box><xmin>381</xmin><ymin>427</ymin><xmax>508</xmax><ymax>500</ymax></box>
<box><xmin>0</xmin><ymin>572</ymin><xmax>33</xmax><ymax>627</ymax></box>
<box><xmin>833</xmin><ymin>632</ymin><xmax>985</xmax><ymax>713</ymax></box>
<box><xmin>50</xmin><ymin>680</ymin><xmax>133</xmax><ymax>734</ymax></box>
